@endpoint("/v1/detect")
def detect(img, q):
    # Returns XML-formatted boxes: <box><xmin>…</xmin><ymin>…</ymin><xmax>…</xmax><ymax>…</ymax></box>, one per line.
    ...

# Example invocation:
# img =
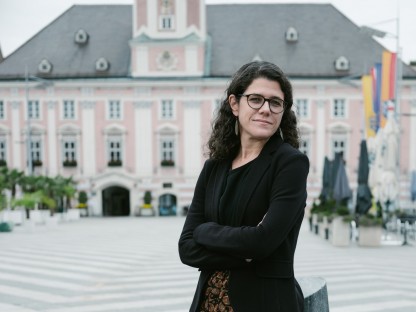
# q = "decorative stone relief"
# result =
<box><xmin>157</xmin><ymin>51</ymin><xmax>177</xmax><ymax>71</ymax></box>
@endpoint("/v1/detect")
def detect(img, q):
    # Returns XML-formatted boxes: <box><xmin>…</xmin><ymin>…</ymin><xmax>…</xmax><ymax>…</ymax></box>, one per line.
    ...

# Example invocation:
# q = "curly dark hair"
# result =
<box><xmin>207</xmin><ymin>61</ymin><xmax>300</xmax><ymax>160</ymax></box>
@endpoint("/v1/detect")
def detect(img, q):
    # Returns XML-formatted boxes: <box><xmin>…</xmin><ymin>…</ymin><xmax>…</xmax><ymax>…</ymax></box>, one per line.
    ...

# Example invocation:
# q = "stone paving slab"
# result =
<box><xmin>0</xmin><ymin>217</ymin><xmax>415</xmax><ymax>311</ymax></box>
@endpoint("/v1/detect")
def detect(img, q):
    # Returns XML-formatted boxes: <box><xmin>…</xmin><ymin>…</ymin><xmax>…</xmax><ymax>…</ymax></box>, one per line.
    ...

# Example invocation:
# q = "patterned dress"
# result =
<box><xmin>199</xmin><ymin>270</ymin><xmax>233</xmax><ymax>312</ymax></box>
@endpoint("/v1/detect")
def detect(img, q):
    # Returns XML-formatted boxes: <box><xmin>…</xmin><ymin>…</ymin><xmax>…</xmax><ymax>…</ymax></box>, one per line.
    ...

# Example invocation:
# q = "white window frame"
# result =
<box><xmin>62</xmin><ymin>137</ymin><xmax>77</xmax><ymax>162</ymax></box>
<box><xmin>332</xmin><ymin>98</ymin><xmax>346</xmax><ymax>119</ymax></box>
<box><xmin>160</xmin><ymin>137</ymin><xmax>175</xmax><ymax>165</ymax></box>
<box><xmin>107</xmin><ymin>100</ymin><xmax>122</xmax><ymax>120</ymax></box>
<box><xmin>159</xmin><ymin>15</ymin><xmax>175</xmax><ymax>30</ymax></box>
<box><xmin>31</xmin><ymin>136</ymin><xmax>43</xmax><ymax>163</ymax></box>
<box><xmin>62</xmin><ymin>100</ymin><xmax>76</xmax><ymax>120</ymax></box>
<box><xmin>160</xmin><ymin>99</ymin><xmax>175</xmax><ymax>120</ymax></box>
<box><xmin>0</xmin><ymin>136</ymin><xmax>6</xmax><ymax>162</ymax></box>
<box><xmin>296</xmin><ymin>99</ymin><xmax>309</xmax><ymax>119</ymax></box>
<box><xmin>331</xmin><ymin>135</ymin><xmax>347</xmax><ymax>159</ymax></box>
<box><xmin>27</xmin><ymin>100</ymin><xmax>41</xmax><ymax>120</ymax></box>
<box><xmin>107</xmin><ymin>135</ymin><xmax>123</xmax><ymax>163</ymax></box>
<box><xmin>0</xmin><ymin>100</ymin><xmax>5</xmax><ymax>120</ymax></box>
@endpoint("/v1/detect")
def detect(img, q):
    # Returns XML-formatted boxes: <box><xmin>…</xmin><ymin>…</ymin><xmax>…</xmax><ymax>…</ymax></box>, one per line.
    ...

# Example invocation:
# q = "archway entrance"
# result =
<box><xmin>158</xmin><ymin>194</ymin><xmax>177</xmax><ymax>216</ymax></box>
<box><xmin>102</xmin><ymin>186</ymin><xmax>130</xmax><ymax>216</ymax></box>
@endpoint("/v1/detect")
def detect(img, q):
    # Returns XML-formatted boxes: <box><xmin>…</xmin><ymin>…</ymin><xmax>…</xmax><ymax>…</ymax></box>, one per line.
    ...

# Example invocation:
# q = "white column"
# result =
<box><xmin>134</xmin><ymin>101</ymin><xmax>153</xmax><ymax>176</ymax></box>
<box><xmin>81</xmin><ymin>101</ymin><xmax>96</xmax><ymax>176</ymax></box>
<box><xmin>11</xmin><ymin>101</ymin><xmax>22</xmax><ymax>169</ymax></box>
<box><xmin>47</xmin><ymin>101</ymin><xmax>58</xmax><ymax>175</ymax></box>
<box><xmin>409</xmin><ymin>100</ymin><xmax>416</xmax><ymax>171</ymax></box>
<box><xmin>183</xmin><ymin>101</ymin><xmax>201</xmax><ymax>175</ymax></box>
<box><xmin>316</xmin><ymin>100</ymin><xmax>326</xmax><ymax>179</ymax></box>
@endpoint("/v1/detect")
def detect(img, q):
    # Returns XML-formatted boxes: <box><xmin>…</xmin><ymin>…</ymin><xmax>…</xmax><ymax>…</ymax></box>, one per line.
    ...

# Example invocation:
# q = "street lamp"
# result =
<box><xmin>25</xmin><ymin>66</ymin><xmax>54</xmax><ymax>175</ymax></box>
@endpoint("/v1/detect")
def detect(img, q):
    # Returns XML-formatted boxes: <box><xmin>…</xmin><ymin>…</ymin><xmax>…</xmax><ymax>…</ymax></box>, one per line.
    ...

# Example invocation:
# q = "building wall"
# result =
<box><xmin>1</xmin><ymin>78</ymin><xmax>416</xmax><ymax>214</ymax></box>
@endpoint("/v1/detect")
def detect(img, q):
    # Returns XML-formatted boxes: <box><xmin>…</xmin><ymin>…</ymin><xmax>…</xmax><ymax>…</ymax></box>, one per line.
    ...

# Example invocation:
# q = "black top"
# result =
<box><xmin>219</xmin><ymin>161</ymin><xmax>253</xmax><ymax>225</ymax></box>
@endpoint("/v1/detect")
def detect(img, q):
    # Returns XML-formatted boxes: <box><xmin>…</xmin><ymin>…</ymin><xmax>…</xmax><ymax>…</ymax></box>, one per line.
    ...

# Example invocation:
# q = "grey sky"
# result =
<box><xmin>0</xmin><ymin>0</ymin><xmax>414</xmax><ymax>63</ymax></box>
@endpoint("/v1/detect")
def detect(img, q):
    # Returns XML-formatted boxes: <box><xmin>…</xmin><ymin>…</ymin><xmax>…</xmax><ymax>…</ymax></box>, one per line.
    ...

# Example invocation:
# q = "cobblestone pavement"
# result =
<box><xmin>0</xmin><ymin>217</ymin><xmax>415</xmax><ymax>312</ymax></box>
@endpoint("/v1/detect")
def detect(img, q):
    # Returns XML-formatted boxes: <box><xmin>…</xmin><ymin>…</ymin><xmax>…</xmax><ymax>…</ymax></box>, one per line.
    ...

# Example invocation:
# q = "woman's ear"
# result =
<box><xmin>229</xmin><ymin>94</ymin><xmax>239</xmax><ymax>117</ymax></box>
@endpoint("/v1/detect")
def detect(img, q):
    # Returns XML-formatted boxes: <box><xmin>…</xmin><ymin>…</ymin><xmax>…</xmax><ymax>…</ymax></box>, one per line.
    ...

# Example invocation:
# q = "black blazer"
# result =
<box><xmin>179</xmin><ymin>135</ymin><xmax>309</xmax><ymax>312</ymax></box>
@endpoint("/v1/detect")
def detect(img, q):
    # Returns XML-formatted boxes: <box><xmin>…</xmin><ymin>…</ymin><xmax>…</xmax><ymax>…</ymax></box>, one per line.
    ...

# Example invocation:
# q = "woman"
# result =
<box><xmin>178</xmin><ymin>61</ymin><xmax>309</xmax><ymax>312</ymax></box>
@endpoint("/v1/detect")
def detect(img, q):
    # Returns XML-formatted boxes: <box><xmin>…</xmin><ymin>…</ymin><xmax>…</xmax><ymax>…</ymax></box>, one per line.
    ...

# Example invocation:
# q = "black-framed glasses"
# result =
<box><xmin>240</xmin><ymin>94</ymin><xmax>285</xmax><ymax>114</ymax></box>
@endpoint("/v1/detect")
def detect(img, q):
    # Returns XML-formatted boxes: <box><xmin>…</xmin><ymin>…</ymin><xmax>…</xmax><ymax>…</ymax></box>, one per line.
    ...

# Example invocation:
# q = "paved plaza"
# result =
<box><xmin>0</xmin><ymin>216</ymin><xmax>415</xmax><ymax>312</ymax></box>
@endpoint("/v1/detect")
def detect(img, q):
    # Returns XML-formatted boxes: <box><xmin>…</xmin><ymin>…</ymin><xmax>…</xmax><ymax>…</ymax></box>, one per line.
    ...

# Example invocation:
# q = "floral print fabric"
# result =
<box><xmin>199</xmin><ymin>270</ymin><xmax>234</xmax><ymax>312</ymax></box>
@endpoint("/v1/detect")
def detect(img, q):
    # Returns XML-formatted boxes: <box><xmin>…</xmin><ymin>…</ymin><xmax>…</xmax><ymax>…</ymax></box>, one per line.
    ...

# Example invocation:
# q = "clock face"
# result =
<box><xmin>157</xmin><ymin>51</ymin><xmax>177</xmax><ymax>71</ymax></box>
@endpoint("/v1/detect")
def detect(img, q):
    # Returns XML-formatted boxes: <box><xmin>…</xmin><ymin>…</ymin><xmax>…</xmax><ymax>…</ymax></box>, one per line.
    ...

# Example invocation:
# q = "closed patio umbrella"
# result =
<box><xmin>333</xmin><ymin>156</ymin><xmax>352</xmax><ymax>206</ymax></box>
<box><xmin>410</xmin><ymin>171</ymin><xmax>416</xmax><ymax>202</ymax></box>
<box><xmin>319</xmin><ymin>157</ymin><xmax>331</xmax><ymax>203</ymax></box>
<box><xmin>356</xmin><ymin>140</ymin><xmax>373</xmax><ymax>215</ymax></box>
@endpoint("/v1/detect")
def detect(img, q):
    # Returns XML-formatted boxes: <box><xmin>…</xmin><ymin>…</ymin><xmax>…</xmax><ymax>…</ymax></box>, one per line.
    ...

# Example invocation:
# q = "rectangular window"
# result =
<box><xmin>108</xmin><ymin>100</ymin><xmax>121</xmax><ymax>120</ymax></box>
<box><xmin>62</xmin><ymin>138</ymin><xmax>77</xmax><ymax>167</ymax></box>
<box><xmin>333</xmin><ymin>99</ymin><xmax>346</xmax><ymax>118</ymax></box>
<box><xmin>160</xmin><ymin>15</ymin><xmax>174</xmax><ymax>30</ymax></box>
<box><xmin>0</xmin><ymin>138</ymin><xmax>6</xmax><ymax>162</ymax></box>
<box><xmin>31</xmin><ymin>138</ymin><xmax>42</xmax><ymax>166</ymax></box>
<box><xmin>299</xmin><ymin>138</ymin><xmax>310</xmax><ymax>157</ymax></box>
<box><xmin>332</xmin><ymin>138</ymin><xmax>346</xmax><ymax>159</ymax></box>
<box><xmin>28</xmin><ymin>100</ymin><xmax>40</xmax><ymax>119</ymax></box>
<box><xmin>108</xmin><ymin>136</ymin><xmax>122</xmax><ymax>166</ymax></box>
<box><xmin>63</xmin><ymin>100</ymin><xmax>75</xmax><ymax>119</ymax></box>
<box><xmin>0</xmin><ymin>101</ymin><xmax>4</xmax><ymax>119</ymax></box>
<box><xmin>161</xmin><ymin>100</ymin><xmax>174</xmax><ymax>119</ymax></box>
<box><xmin>161</xmin><ymin>139</ymin><xmax>175</xmax><ymax>166</ymax></box>
<box><xmin>296</xmin><ymin>99</ymin><xmax>309</xmax><ymax>118</ymax></box>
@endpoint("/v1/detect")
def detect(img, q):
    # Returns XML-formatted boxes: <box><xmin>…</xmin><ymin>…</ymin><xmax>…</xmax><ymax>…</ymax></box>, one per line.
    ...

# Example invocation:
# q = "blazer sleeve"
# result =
<box><xmin>178</xmin><ymin>160</ymin><xmax>249</xmax><ymax>270</ymax></box>
<box><xmin>193</xmin><ymin>153</ymin><xmax>309</xmax><ymax>260</ymax></box>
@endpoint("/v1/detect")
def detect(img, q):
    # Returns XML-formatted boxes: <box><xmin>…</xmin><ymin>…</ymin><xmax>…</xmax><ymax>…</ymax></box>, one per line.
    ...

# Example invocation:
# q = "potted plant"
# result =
<box><xmin>32</xmin><ymin>159</ymin><xmax>43</xmax><ymax>167</ymax></box>
<box><xmin>108</xmin><ymin>159</ymin><xmax>122</xmax><ymax>167</ymax></box>
<box><xmin>0</xmin><ymin>188</ymin><xmax>13</xmax><ymax>232</ymax></box>
<box><xmin>139</xmin><ymin>190</ymin><xmax>155</xmax><ymax>216</ymax></box>
<box><xmin>330</xmin><ymin>206</ymin><xmax>353</xmax><ymax>246</ymax></box>
<box><xmin>76</xmin><ymin>191</ymin><xmax>88</xmax><ymax>217</ymax></box>
<box><xmin>358</xmin><ymin>214</ymin><xmax>383</xmax><ymax>247</ymax></box>
<box><xmin>161</xmin><ymin>159</ymin><xmax>174</xmax><ymax>167</ymax></box>
<box><xmin>63</xmin><ymin>159</ymin><xmax>77</xmax><ymax>167</ymax></box>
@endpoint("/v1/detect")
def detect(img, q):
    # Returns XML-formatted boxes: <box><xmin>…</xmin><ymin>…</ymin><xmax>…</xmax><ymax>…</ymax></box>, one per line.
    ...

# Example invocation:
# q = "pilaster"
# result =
<box><xmin>134</xmin><ymin>101</ymin><xmax>153</xmax><ymax>176</ymax></box>
<box><xmin>81</xmin><ymin>101</ymin><xmax>96</xmax><ymax>176</ymax></box>
<box><xmin>11</xmin><ymin>101</ymin><xmax>22</xmax><ymax>169</ymax></box>
<box><xmin>47</xmin><ymin>101</ymin><xmax>58</xmax><ymax>175</ymax></box>
<box><xmin>183</xmin><ymin>101</ymin><xmax>201</xmax><ymax>175</ymax></box>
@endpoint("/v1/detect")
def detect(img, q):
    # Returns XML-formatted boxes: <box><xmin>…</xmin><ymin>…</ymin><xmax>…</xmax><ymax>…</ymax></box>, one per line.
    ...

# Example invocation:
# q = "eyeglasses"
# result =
<box><xmin>240</xmin><ymin>94</ymin><xmax>285</xmax><ymax>114</ymax></box>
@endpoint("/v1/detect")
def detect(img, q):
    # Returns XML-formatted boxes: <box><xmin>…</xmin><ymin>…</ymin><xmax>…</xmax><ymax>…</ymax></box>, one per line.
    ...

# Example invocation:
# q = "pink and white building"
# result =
<box><xmin>0</xmin><ymin>0</ymin><xmax>415</xmax><ymax>216</ymax></box>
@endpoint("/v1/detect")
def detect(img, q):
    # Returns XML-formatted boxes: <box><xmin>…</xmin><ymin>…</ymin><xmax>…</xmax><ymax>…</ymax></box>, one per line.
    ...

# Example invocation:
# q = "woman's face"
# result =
<box><xmin>229</xmin><ymin>77</ymin><xmax>284</xmax><ymax>143</ymax></box>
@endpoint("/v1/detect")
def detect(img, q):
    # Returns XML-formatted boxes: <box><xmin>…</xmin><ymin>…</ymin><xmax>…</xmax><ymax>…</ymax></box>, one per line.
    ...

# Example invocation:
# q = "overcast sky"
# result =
<box><xmin>0</xmin><ymin>0</ymin><xmax>414</xmax><ymax>63</ymax></box>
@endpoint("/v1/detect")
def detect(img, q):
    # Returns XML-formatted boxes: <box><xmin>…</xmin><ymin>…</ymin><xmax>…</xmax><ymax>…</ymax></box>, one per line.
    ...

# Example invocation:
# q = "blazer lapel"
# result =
<box><xmin>231</xmin><ymin>135</ymin><xmax>284</xmax><ymax>226</ymax></box>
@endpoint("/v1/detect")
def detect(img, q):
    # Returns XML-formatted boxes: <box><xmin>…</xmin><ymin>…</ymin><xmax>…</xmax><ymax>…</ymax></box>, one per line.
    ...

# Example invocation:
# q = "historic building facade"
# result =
<box><xmin>0</xmin><ymin>0</ymin><xmax>415</xmax><ymax>216</ymax></box>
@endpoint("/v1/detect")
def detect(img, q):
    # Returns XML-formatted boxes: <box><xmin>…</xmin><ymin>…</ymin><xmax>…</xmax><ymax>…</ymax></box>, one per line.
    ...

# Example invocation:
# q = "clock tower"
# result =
<box><xmin>131</xmin><ymin>0</ymin><xmax>207</xmax><ymax>77</ymax></box>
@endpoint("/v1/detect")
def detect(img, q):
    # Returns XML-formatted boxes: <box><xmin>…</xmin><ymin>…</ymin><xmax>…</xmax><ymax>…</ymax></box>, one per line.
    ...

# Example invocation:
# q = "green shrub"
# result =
<box><xmin>359</xmin><ymin>214</ymin><xmax>382</xmax><ymax>227</ymax></box>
